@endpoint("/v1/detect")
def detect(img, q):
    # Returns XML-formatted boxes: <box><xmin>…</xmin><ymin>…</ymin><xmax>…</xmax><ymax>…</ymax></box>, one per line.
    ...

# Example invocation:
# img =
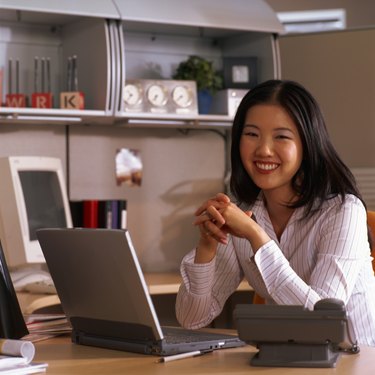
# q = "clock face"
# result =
<box><xmin>172</xmin><ymin>85</ymin><xmax>193</xmax><ymax>108</ymax></box>
<box><xmin>146</xmin><ymin>84</ymin><xmax>168</xmax><ymax>107</ymax></box>
<box><xmin>124</xmin><ymin>83</ymin><xmax>142</xmax><ymax>106</ymax></box>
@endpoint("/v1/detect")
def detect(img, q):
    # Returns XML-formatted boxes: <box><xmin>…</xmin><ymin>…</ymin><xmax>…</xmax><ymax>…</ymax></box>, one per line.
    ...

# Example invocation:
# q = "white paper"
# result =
<box><xmin>0</xmin><ymin>339</ymin><xmax>35</xmax><ymax>369</ymax></box>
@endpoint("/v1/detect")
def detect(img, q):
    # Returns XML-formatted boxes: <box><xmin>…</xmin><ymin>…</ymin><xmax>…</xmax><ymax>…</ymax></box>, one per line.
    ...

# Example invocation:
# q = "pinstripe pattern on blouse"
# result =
<box><xmin>176</xmin><ymin>194</ymin><xmax>375</xmax><ymax>346</ymax></box>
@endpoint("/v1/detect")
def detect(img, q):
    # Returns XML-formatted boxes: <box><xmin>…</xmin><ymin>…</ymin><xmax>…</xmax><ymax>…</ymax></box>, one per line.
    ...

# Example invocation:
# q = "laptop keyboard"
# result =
<box><xmin>162</xmin><ymin>326</ymin><xmax>230</xmax><ymax>344</ymax></box>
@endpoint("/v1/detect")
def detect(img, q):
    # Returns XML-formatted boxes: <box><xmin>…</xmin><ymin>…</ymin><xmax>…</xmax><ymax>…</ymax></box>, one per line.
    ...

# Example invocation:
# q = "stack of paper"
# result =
<box><xmin>24</xmin><ymin>313</ymin><xmax>72</xmax><ymax>342</ymax></box>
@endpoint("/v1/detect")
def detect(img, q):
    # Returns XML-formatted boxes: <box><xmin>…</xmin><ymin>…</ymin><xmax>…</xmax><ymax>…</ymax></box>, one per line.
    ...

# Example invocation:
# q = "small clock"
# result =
<box><xmin>172</xmin><ymin>85</ymin><xmax>193</xmax><ymax>108</ymax></box>
<box><xmin>123</xmin><ymin>81</ymin><xmax>143</xmax><ymax>112</ymax></box>
<box><xmin>146</xmin><ymin>83</ymin><xmax>168</xmax><ymax>108</ymax></box>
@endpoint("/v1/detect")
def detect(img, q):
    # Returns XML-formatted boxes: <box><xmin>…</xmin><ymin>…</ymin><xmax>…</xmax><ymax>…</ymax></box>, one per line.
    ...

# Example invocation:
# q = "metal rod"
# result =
<box><xmin>72</xmin><ymin>55</ymin><xmax>78</xmax><ymax>91</ymax></box>
<box><xmin>67</xmin><ymin>57</ymin><xmax>72</xmax><ymax>91</ymax></box>
<box><xmin>15</xmin><ymin>59</ymin><xmax>19</xmax><ymax>94</ymax></box>
<box><xmin>8</xmin><ymin>58</ymin><xmax>12</xmax><ymax>94</ymax></box>
<box><xmin>46</xmin><ymin>57</ymin><xmax>51</xmax><ymax>93</ymax></box>
<box><xmin>34</xmin><ymin>56</ymin><xmax>38</xmax><ymax>92</ymax></box>
<box><xmin>41</xmin><ymin>57</ymin><xmax>45</xmax><ymax>92</ymax></box>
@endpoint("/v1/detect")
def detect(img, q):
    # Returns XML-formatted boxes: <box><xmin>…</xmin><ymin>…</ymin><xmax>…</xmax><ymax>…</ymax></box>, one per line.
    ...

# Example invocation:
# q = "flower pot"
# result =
<box><xmin>197</xmin><ymin>90</ymin><xmax>213</xmax><ymax>114</ymax></box>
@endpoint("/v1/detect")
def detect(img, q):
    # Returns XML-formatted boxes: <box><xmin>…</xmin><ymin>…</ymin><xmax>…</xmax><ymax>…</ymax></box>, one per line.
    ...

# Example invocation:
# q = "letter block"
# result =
<box><xmin>6</xmin><ymin>94</ymin><xmax>26</xmax><ymax>108</ymax></box>
<box><xmin>60</xmin><ymin>92</ymin><xmax>85</xmax><ymax>109</ymax></box>
<box><xmin>31</xmin><ymin>93</ymin><xmax>53</xmax><ymax>108</ymax></box>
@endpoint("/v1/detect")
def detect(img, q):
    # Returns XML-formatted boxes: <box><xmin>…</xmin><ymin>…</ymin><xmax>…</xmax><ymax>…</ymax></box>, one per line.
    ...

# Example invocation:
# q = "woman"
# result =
<box><xmin>175</xmin><ymin>79</ymin><xmax>375</xmax><ymax>346</ymax></box>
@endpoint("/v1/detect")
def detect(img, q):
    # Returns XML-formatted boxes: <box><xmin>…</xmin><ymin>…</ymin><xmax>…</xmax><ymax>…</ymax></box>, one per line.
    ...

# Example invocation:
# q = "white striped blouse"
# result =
<box><xmin>176</xmin><ymin>194</ymin><xmax>375</xmax><ymax>346</ymax></box>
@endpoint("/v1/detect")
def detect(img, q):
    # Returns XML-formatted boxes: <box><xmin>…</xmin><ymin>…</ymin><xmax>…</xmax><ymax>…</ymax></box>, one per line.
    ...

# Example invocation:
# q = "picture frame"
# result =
<box><xmin>223</xmin><ymin>57</ymin><xmax>257</xmax><ymax>89</ymax></box>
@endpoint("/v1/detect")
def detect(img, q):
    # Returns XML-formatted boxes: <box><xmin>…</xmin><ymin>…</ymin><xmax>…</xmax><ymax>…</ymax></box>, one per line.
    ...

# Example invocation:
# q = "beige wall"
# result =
<box><xmin>69</xmin><ymin>126</ymin><xmax>226</xmax><ymax>272</ymax></box>
<box><xmin>266</xmin><ymin>0</ymin><xmax>375</xmax><ymax>28</ymax></box>
<box><xmin>280</xmin><ymin>28</ymin><xmax>375</xmax><ymax>168</ymax></box>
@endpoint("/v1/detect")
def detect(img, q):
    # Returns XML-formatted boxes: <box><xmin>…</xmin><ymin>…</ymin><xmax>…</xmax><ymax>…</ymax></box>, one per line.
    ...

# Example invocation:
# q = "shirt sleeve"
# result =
<box><xmin>254</xmin><ymin>199</ymin><xmax>369</xmax><ymax>310</ymax></box>
<box><xmin>175</xmin><ymin>237</ymin><xmax>244</xmax><ymax>329</ymax></box>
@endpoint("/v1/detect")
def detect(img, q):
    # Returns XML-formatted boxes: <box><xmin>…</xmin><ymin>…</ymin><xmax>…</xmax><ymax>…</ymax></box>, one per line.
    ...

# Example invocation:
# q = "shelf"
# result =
<box><xmin>0</xmin><ymin>108</ymin><xmax>233</xmax><ymax>128</ymax></box>
<box><xmin>0</xmin><ymin>108</ymin><xmax>108</xmax><ymax>125</ymax></box>
<box><xmin>114</xmin><ymin>112</ymin><xmax>233</xmax><ymax>129</ymax></box>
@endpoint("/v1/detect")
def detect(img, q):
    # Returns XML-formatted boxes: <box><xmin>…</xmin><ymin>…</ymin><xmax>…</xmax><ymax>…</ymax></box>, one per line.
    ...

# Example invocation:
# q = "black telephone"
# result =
<box><xmin>234</xmin><ymin>298</ymin><xmax>359</xmax><ymax>368</ymax></box>
<box><xmin>0</xmin><ymin>240</ymin><xmax>28</xmax><ymax>339</ymax></box>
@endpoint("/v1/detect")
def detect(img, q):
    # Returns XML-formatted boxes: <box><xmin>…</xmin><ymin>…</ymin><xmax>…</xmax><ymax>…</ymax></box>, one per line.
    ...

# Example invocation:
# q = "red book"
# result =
<box><xmin>83</xmin><ymin>200</ymin><xmax>99</xmax><ymax>228</ymax></box>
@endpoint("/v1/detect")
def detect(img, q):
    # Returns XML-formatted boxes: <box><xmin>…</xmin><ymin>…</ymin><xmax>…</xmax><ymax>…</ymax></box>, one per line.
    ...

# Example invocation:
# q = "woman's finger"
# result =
<box><xmin>204</xmin><ymin>220</ymin><xmax>228</xmax><ymax>244</ymax></box>
<box><xmin>193</xmin><ymin>206</ymin><xmax>225</xmax><ymax>227</ymax></box>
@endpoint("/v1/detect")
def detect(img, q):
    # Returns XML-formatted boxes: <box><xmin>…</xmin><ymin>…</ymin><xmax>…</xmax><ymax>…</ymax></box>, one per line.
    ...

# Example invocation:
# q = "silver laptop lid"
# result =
<box><xmin>36</xmin><ymin>228</ymin><xmax>164</xmax><ymax>340</ymax></box>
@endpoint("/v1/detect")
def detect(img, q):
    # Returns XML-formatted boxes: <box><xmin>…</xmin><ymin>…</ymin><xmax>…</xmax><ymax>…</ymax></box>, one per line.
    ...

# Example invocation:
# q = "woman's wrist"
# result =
<box><xmin>244</xmin><ymin>224</ymin><xmax>271</xmax><ymax>254</ymax></box>
<box><xmin>194</xmin><ymin>238</ymin><xmax>218</xmax><ymax>263</ymax></box>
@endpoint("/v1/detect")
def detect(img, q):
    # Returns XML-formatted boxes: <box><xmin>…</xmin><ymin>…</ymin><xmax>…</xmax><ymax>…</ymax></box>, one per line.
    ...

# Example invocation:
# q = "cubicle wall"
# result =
<box><xmin>69</xmin><ymin>126</ymin><xmax>226</xmax><ymax>272</ymax></box>
<box><xmin>280</xmin><ymin>27</ymin><xmax>375</xmax><ymax>209</ymax></box>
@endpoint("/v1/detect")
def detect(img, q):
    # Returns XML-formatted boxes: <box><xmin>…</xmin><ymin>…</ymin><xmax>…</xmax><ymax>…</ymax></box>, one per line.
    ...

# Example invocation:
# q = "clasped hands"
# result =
<box><xmin>193</xmin><ymin>193</ymin><xmax>255</xmax><ymax>245</ymax></box>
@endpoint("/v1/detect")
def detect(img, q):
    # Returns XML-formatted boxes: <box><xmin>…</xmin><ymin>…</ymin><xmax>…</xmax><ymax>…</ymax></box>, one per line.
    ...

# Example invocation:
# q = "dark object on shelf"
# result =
<box><xmin>233</xmin><ymin>298</ymin><xmax>359</xmax><ymax>368</ymax></box>
<box><xmin>0</xmin><ymin>240</ymin><xmax>29</xmax><ymax>339</ymax></box>
<box><xmin>223</xmin><ymin>57</ymin><xmax>257</xmax><ymax>89</ymax></box>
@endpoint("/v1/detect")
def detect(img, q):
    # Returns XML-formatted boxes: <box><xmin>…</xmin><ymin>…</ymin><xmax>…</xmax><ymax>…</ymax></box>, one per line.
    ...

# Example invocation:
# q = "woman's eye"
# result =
<box><xmin>243</xmin><ymin>131</ymin><xmax>258</xmax><ymax>137</ymax></box>
<box><xmin>276</xmin><ymin>134</ymin><xmax>291</xmax><ymax>140</ymax></box>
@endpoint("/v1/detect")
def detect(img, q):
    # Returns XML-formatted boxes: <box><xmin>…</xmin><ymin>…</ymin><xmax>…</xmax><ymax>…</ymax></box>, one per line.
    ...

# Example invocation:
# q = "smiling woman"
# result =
<box><xmin>175</xmin><ymin>79</ymin><xmax>375</xmax><ymax>347</ymax></box>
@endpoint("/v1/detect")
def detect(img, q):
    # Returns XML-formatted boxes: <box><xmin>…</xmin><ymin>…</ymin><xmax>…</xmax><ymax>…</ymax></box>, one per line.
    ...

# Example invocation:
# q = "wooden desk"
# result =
<box><xmin>145</xmin><ymin>272</ymin><xmax>252</xmax><ymax>295</ymax></box>
<box><xmin>18</xmin><ymin>272</ymin><xmax>253</xmax><ymax>314</ymax></box>
<box><xmin>33</xmin><ymin>335</ymin><xmax>375</xmax><ymax>375</ymax></box>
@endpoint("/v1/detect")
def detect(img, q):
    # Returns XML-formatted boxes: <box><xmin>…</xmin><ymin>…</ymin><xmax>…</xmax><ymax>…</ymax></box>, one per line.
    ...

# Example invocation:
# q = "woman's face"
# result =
<box><xmin>239</xmin><ymin>103</ymin><xmax>303</xmax><ymax>198</ymax></box>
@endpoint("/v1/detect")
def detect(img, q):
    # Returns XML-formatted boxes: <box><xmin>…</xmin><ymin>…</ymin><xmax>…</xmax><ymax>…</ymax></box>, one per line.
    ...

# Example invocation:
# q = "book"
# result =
<box><xmin>73</xmin><ymin>199</ymin><xmax>127</xmax><ymax>229</ymax></box>
<box><xmin>83</xmin><ymin>200</ymin><xmax>99</xmax><ymax>228</ymax></box>
<box><xmin>23</xmin><ymin>313</ymin><xmax>71</xmax><ymax>343</ymax></box>
<box><xmin>0</xmin><ymin>338</ymin><xmax>47</xmax><ymax>374</ymax></box>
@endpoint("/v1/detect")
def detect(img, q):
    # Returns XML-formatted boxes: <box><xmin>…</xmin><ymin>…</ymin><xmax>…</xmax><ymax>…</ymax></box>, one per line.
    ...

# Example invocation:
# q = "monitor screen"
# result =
<box><xmin>0</xmin><ymin>156</ymin><xmax>72</xmax><ymax>269</ymax></box>
<box><xmin>19</xmin><ymin>171</ymin><xmax>67</xmax><ymax>241</ymax></box>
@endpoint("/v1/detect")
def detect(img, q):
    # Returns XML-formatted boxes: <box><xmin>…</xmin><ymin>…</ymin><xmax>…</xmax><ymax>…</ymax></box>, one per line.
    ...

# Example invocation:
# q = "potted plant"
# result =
<box><xmin>173</xmin><ymin>55</ymin><xmax>223</xmax><ymax>114</ymax></box>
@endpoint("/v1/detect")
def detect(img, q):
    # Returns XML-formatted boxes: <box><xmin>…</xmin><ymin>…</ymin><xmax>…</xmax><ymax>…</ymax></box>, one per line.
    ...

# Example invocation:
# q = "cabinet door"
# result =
<box><xmin>0</xmin><ymin>0</ymin><xmax>119</xmax><ymax>18</ymax></box>
<box><xmin>113</xmin><ymin>0</ymin><xmax>283</xmax><ymax>34</ymax></box>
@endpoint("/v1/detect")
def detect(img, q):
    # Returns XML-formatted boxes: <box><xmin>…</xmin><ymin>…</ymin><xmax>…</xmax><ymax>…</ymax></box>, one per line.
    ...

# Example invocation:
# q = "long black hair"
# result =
<box><xmin>230</xmin><ymin>79</ymin><xmax>363</xmax><ymax>216</ymax></box>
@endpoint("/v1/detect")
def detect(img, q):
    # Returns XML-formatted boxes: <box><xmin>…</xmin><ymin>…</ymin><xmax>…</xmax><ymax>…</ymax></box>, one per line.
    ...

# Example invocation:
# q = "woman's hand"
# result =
<box><xmin>194</xmin><ymin>193</ymin><xmax>231</xmax><ymax>245</ymax></box>
<box><xmin>194</xmin><ymin>193</ymin><xmax>271</xmax><ymax>254</ymax></box>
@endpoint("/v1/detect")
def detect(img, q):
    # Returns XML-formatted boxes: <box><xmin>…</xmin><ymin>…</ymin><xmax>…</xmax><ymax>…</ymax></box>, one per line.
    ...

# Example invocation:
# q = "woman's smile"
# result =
<box><xmin>254</xmin><ymin>161</ymin><xmax>280</xmax><ymax>173</ymax></box>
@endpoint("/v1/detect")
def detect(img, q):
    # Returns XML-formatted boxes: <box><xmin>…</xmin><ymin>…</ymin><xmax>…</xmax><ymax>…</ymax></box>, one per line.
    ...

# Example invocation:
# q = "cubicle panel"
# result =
<box><xmin>0</xmin><ymin>124</ymin><xmax>67</xmax><ymax>176</ymax></box>
<box><xmin>68</xmin><ymin>125</ymin><xmax>226</xmax><ymax>272</ymax></box>
<box><xmin>280</xmin><ymin>28</ymin><xmax>375</xmax><ymax>167</ymax></box>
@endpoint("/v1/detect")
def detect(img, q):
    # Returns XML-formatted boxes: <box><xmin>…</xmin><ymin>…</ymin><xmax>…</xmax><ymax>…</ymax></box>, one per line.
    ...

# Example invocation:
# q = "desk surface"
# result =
<box><xmin>18</xmin><ymin>272</ymin><xmax>253</xmax><ymax>314</ymax></box>
<box><xmin>33</xmin><ymin>335</ymin><xmax>375</xmax><ymax>375</ymax></box>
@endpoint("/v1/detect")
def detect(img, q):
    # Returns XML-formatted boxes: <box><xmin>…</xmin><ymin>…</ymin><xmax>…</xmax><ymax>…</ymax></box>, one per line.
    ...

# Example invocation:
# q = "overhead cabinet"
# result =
<box><xmin>0</xmin><ymin>0</ymin><xmax>283</xmax><ymax>127</ymax></box>
<box><xmin>0</xmin><ymin>0</ymin><xmax>119</xmax><ymax>124</ymax></box>
<box><xmin>113</xmin><ymin>0</ymin><xmax>283</xmax><ymax>128</ymax></box>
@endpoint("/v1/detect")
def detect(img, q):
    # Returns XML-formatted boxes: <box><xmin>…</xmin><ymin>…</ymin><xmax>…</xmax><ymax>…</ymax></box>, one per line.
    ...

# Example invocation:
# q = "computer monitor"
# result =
<box><xmin>0</xmin><ymin>156</ymin><xmax>72</xmax><ymax>270</ymax></box>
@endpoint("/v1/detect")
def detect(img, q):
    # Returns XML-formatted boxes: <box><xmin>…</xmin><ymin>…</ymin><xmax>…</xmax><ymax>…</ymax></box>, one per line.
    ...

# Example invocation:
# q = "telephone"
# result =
<box><xmin>233</xmin><ymin>298</ymin><xmax>359</xmax><ymax>368</ymax></box>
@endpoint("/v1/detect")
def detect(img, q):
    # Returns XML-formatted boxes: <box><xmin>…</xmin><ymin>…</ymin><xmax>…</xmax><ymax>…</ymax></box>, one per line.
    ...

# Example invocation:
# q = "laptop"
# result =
<box><xmin>36</xmin><ymin>228</ymin><xmax>244</xmax><ymax>356</ymax></box>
